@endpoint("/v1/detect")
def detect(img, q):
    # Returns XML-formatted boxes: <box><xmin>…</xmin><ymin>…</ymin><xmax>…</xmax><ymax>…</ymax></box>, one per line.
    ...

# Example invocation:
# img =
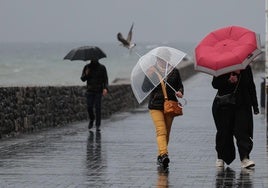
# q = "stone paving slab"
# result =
<box><xmin>0</xmin><ymin>72</ymin><xmax>267</xmax><ymax>187</ymax></box>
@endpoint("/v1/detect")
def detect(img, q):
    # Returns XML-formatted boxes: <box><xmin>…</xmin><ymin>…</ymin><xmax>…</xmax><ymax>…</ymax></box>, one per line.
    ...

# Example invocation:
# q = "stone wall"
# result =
<box><xmin>1</xmin><ymin>60</ymin><xmax>196</xmax><ymax>138</ymax></box>
<box><xmin>0</xmin><ymin>84</ymin><xmax>139</xmax><ymax>138</ymax></box>
<box><xmin>3</xmin><ymin>59</ymin><xmax>263</xmax><ymax>138</ymax></box>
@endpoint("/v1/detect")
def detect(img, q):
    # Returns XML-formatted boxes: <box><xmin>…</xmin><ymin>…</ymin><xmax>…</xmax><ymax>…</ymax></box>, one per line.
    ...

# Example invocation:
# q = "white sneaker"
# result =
<box><xmin>241</xmin><ymin>158</ymin><xmax>255</xmax><ymax>168</ymax></box>
<box><xmin>216</xmin><ymin>159</ymin><xmax>224</xmax><ymax>167</ymax></box>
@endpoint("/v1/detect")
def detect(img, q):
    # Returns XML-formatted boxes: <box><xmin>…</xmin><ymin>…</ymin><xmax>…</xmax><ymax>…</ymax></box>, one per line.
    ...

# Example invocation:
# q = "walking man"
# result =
<box><xmin>81</xmin><ymin>59</ymin><xmax>109</xmax><ymax>131</ymax></box>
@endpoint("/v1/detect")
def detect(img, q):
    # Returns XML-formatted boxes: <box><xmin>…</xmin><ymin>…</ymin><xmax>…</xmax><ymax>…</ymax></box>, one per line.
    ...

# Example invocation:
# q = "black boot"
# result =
<box><xmin>157</xmin><ymin>154</ymin><xmax>170</xmax><ymax>169</ymax></box>
<box><xmin>161</xmin><ymin>154</ymin><xmax>170</xmax><ymax>168</ymax></box>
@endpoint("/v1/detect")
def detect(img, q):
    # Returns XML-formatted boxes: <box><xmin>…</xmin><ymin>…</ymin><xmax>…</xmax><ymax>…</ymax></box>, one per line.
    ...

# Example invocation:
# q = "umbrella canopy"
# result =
<box><xmin>131</xmin><ymin>46</ymin><xmax>186</xmax><ymax>104</ymax></box>
<box><xmin>64</xmin><ymin>46</ymin><xmax>106</xmax><ymax>61</ymax></box>
<box><xmin>194</xmin><ymin>26</ymin><xmax>262</xmax><ymax>77</ymax></box>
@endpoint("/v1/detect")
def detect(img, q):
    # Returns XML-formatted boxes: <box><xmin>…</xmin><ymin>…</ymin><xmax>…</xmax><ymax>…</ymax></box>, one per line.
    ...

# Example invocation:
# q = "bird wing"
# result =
<box><xmin>117</xmin><ymin>32</ymin><xmax>129</xmax><ymax>46</ymax></box>
<box><xmin>126</xmin><ymin>23</ymin><xmax>134</xmax><ymax>43</ymax></box>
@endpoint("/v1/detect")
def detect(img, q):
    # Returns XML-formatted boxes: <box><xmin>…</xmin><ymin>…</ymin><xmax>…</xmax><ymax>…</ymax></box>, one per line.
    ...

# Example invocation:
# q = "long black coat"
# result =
<box><xmin>212</xmin><ymin>65</ymin><xmax>258</xmax><ymax>109</ymax></box>
<box><xmin>142</xmin><ymin>68</ymin><xmax>183</xmax><ymax>110</ymax></box>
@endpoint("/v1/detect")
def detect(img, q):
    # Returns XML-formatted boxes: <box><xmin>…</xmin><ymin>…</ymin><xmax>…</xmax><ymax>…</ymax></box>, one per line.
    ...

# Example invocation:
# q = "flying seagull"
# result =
<box><xmin>117</xmin><ymin>23</ymin><xmax>136</xmax><ymax>50</ymax></box>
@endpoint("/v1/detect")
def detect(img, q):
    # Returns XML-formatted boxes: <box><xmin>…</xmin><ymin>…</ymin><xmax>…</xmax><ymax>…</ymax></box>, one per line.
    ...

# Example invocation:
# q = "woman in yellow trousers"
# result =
<box><xmin>142</xmin><ymin>56</ymin><xmax>184</xmax><ymax>169</ymax></box>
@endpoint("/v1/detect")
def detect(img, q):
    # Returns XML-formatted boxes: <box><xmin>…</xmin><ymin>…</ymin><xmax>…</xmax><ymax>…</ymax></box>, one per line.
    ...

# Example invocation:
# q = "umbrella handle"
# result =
<box><xmin>176</xmin><ymin>97</ymin><xmax>187</xmax><ymax>107</ymax></box>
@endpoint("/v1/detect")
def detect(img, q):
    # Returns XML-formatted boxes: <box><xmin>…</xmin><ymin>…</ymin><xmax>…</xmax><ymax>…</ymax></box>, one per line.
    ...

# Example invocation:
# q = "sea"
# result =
<box><xmin>0</xmin><ymin>41</ymin><xmax>196</xmax><ymax>87</ymax></box>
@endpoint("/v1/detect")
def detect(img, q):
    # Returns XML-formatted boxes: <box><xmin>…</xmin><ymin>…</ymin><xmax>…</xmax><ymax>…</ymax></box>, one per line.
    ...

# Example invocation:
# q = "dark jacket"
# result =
<box><xmin>80</xmin><ymin>61</ymin><xmax>109</xmax><ymax>93</ymax></box>
<box><xmin>212</xmin><ymin>66</ymin><xmax>258</xmax><ymax>110</ymax></box>
<box><xmin>142</xmin><ymin>68</ymin><xmax>183</xmax><ymax>110</ymax></box>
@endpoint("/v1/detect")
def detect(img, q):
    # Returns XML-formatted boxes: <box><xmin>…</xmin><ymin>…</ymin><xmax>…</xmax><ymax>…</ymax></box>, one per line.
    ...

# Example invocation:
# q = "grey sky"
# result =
<box><xmin>0</xmin><ymin>0</ymin><xmax>265</xmax><ymax>44</ymax></box>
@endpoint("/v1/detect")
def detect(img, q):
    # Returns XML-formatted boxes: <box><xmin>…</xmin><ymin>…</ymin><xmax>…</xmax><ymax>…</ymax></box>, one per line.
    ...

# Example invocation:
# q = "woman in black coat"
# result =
<box><xmin>212</xmin><ymin>65</ymin><xmax>259</xmax><ymax>168</ymax></box>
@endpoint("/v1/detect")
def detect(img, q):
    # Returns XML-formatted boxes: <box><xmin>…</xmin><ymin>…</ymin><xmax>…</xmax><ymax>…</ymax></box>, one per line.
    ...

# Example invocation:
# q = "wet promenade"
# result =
<box><xmin>0</xmin><ymin>72</ymin><xmax>267</xmax><ymax>187</ymax></box>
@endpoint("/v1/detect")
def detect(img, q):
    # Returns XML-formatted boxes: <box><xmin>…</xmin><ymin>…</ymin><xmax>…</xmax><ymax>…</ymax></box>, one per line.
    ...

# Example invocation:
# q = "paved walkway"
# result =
<box><xmin>0</xmin><ymin>72</ymin><xmax>267</xmax><ymax>188</ymax></box>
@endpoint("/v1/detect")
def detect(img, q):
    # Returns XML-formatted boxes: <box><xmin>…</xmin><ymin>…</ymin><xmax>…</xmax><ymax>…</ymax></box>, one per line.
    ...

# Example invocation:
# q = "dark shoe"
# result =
<box><xmin>96</xmin><ymin>126</ymin><xmax>101</xmax><ymax>132</ymax></box>
<box><xmin>88</xmin><ymin>121</ymin><xmax>94</xmax><ymax>129</ymax></box>
<box><xmin>157</xmin><ymin>154</ymin><xmax>170</xmax><ymax>169</ymax></box>
<box><xmin>161</xmin><ymin>154</ymin><xmax>170</xmax><ymax>168</ymax></box>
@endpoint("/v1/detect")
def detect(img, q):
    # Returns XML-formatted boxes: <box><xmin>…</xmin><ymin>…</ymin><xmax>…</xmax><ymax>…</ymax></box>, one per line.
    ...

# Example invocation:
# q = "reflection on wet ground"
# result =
<box><xmin>86</xmin><ymin>131</ymin><xmax>102</xmax><ymax>170</ymax></box>
<box><xmin>0</xmin><ymin>73</ymin><xmax>266</xmax><ymax>187</ymax></box>
<box><xmin>215</xmin><ymin>167</ymin><xmax>254</xmax><ymax>187</ymax></box>
<box><xmin>157</xmin><ymin>167</ymin><xmax>169</xmax><ymax>188</ymax></box>
<box><xmin>85</xmin><ymin>131</ymin><xmax>106</xmax><ymax>184</ymax></box>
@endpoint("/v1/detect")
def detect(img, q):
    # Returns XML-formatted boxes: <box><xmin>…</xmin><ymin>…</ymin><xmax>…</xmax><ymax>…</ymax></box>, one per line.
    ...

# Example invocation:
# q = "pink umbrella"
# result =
<box><xmin>194</xmin><ymin>26</ymin><xmax>262</xmax><ymax>77</ymax></box>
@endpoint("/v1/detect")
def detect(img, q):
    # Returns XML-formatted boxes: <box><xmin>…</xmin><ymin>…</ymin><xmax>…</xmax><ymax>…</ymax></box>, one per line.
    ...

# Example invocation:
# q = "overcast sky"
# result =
<box><xmin>0</xmin><ymin>0</ymin><xmax>265</xmax><ymax>44</ymax></box>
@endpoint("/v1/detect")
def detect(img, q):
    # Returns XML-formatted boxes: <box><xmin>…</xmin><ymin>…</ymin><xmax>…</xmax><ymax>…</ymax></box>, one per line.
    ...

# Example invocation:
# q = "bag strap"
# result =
<box><xmin>217</xmin><ymin>73</ymin><xmax>241</xmax><ymax>96</ymax></box>
<box><xmin>233</xmin><ymin>74</ymin><xmax>241</xmax><ymax>93</ymax></box>
<box><xmin>154</xmin><ymin>71</ymin><xmax>168</xmax><ymax>101</ymax></box>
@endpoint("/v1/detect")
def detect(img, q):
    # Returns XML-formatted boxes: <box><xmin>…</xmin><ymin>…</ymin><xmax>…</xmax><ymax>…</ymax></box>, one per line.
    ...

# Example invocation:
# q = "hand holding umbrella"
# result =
<box><xmin>175</xmin><ymin>90</ymin><xmax>183</xmax><ymax>98</ymax></box>
<box><xmin>229</xmin><ymin>72</ymin><xmax>239</xmax><ymax>83</ymax></box>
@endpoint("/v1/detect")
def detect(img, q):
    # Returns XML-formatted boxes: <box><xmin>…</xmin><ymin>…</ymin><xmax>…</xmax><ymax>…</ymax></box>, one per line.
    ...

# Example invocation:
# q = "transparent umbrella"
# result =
<box><xmin>131</xmin><ymin>46</ymin><xmax>187</xmax><ymax>104</ymax></box>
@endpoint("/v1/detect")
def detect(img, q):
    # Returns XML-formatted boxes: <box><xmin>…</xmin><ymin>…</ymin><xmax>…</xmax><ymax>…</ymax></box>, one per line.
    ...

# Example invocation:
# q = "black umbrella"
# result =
<box><xmin>63</xmin><ymin>46</ymin><xmax>107</xmax><ymax>61</ymax></box>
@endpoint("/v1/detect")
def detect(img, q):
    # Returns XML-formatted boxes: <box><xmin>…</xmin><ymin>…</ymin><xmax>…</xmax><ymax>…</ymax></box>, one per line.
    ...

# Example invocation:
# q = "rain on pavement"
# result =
<box><xmin>0</xmin><ymin>72</ymin><xmax>267</xmax><ymax>187</ymax></box>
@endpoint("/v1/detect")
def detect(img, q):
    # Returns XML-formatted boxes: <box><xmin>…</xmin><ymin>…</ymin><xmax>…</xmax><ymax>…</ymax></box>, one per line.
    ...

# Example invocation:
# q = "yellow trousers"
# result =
<box><xmin>149</xmin><ymin>110</ymin><xmax>174</xmax><ymax>156</ymax></box>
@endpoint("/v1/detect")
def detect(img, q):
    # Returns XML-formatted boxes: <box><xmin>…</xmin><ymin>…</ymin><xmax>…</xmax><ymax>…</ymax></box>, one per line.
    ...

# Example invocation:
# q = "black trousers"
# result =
<box><xmin>86</xmin><ymin>92</ymin><xmax>102</xmax><ymax>127</ymax></box>
<box><xmin>212</xmin><ymin>101</ymin><xmax>253</xmax><ymax>164</ymax></box>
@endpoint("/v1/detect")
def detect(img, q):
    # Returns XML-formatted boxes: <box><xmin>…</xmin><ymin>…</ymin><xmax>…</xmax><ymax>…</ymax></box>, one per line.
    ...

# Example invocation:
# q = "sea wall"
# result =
<box><xmin>0</xmin><ymin>58</ymin><xmax>264</xmax><ymax>138</ymax></box>
<box><xmin>0</xmin><ymin>84</ymin><xmax>140</xmax><ymax>138</ymax></box>
<box><xmin>1</xmin><ymin>59</ymin><xmax>263</xmax><ymax>138</ymax></box>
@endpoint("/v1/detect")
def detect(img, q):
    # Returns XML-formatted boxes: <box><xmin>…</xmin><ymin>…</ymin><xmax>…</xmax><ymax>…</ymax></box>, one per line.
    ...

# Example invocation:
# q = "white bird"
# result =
<box><xmin>117</xmin><ymin>23</ymin><xmax>136</xmax><ymax>50</ymax></box>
